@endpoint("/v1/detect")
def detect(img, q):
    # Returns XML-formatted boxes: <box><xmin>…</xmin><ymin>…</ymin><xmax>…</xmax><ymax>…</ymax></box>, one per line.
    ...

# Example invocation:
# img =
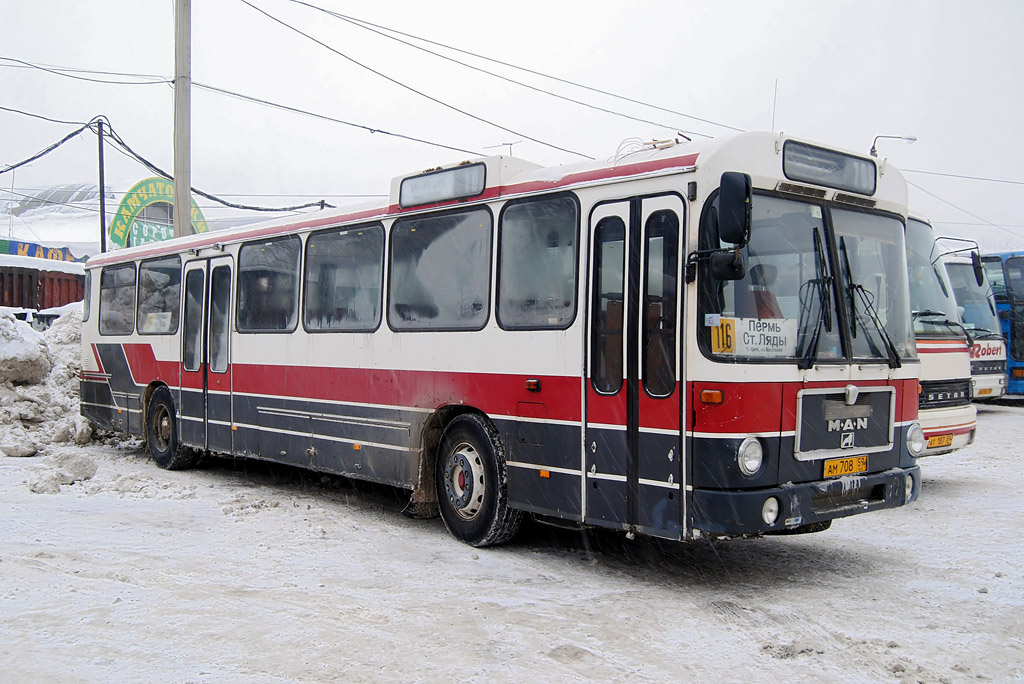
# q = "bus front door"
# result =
<box><xmin>586</xmin><ymin>195</ymin><xmax>684</xmax><ymax>540</ymax></box>
<box><xmin>179</xmin><ymin>257</ymin><xmax>234</xmax><ymax>453</ymax></box>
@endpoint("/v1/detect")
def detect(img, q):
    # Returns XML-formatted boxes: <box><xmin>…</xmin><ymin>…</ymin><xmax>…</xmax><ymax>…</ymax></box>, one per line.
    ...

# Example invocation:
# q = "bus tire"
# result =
<box><xmin>146</xmin><ymin>387</ymin><xmax>196</xmax><ymax>470</ymax></box>
<box><xmin>436</xmin><ymin>414</ymin><xmax>522</xmax><ymax>547</ymax></box>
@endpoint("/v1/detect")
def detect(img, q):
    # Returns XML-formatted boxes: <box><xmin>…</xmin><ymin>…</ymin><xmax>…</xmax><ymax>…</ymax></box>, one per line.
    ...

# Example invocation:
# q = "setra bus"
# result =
<box><xmin>80</xmin><ymin>132</ymin><xmax>923</xmax><ymax>547</ymax></box>
<box><xmin>905</xmin><ymin>218</ymin><xmax>976</xmax><ymax>455</ymax></box>
<box><xmin>981</xmin><ymin>251</ymin><xmax>1024</xmax><ymax>395</ymax></box>
<box><xmin>943</xmin><ymin>252</ymin><xmax>1006</xmax><ymax>400</ymax></box>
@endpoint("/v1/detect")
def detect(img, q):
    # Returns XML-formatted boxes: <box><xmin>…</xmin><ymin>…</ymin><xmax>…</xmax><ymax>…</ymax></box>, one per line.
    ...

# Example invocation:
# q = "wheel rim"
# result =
<box><xmin>442</xmin><ymin>440</ymin><xmax>485</xmax><ymax>520</ymax></box>
<box><xmin>153</xmin><ymin>404</ymin><xmax>172</xmax><ymax>453</ymax></box>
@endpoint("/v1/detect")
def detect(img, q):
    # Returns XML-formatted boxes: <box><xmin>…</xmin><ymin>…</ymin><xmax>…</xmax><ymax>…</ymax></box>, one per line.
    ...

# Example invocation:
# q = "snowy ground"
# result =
<box><xmin>1</xmin><ymin>313</ymin><xmax>1023</xmax><ymax>683</ymax></box>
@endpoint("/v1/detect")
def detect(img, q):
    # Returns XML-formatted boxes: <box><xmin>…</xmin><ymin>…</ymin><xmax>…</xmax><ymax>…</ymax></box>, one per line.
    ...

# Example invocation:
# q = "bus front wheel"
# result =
<box><xmin>146</xmin><ymin>387</ymin><xmax>196</xmax><ymax>470</ymax></box>
<box><xmin>436</xmin><ymin>414</ymin><xmax>522</xmax><ymax>547</ymax></box>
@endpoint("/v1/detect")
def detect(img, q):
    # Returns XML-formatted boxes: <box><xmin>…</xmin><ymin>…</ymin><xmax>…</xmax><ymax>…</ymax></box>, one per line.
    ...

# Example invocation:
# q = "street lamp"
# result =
<box><xmin>870</xmin><ymin>134</ymin><xmax>917</xmax><ymax>158</ymax></box>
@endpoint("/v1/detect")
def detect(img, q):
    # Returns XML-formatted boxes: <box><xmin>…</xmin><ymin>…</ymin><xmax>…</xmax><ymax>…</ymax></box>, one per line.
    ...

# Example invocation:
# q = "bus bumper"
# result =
<box><xmin>689</xmin><ymin>465</ymin><xmax>921</xmax><ymax>537</ymax></box>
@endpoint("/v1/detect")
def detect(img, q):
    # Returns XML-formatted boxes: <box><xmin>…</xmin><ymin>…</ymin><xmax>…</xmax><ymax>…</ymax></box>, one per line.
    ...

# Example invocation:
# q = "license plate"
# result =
<box><xmin>824</xmin><ymin>455</ymin><xmax>868</xmax><ymax>478</ymax></box>
<box><xmin>927</xmin><ymin>434</ymin><xmax>954</xmax><ymax>448</ymax></box>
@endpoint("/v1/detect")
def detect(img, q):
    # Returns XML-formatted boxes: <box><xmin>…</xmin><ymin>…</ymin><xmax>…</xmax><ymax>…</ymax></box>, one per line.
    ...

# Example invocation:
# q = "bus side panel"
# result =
<box><xmin>230</xmin><ymin>390</ymin><xmax>419</xmax><ymax>490</ymax></box>
<box><xmin>503</xmin><ymin>416</ymin><xmax>582</xmax><ymax>520</ymax></box>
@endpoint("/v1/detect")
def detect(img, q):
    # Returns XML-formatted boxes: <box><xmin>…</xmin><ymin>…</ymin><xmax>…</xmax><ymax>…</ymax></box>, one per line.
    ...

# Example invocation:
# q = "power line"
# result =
<box><xmin>237</xmin><ymin>0</ymin><xmax>594</xmax><ymax>160</ymax></box>
<box><xmin>908</xmin><ymin>179</ymin><xmax>1024</xmax><ymax>242</ymax></box>
<box><xmin>193</xmin><ymin>81</ymin><xmax>480</xmax><ymax>156</ymax></box>
<box><xmin>903</xmin><ymin>168</ymin><xmax>1024</xmax><ymax>187</ymax></box>
<box><xmin>2</xmin><ymin>56</ymin><xmax>488</xmax><ymax>158</ymax></box>
<box><xmin>285</xmin><ymin>1</ymin><xmax>744</xmax><ymax>135</ymax></box>
<box><xmin>0</xmin><ymin>56</ymin><xmax>171</xmax><ymax>86</ymax></box>
<box><xmin>285</xmin><ymin>0</ymin><xmax>713</xmax><ymax>139</ymax></box>
<box><xmin>0</xmin><ymin>108</ymin><xmax>334</xmax><ymax>213</ymax></box>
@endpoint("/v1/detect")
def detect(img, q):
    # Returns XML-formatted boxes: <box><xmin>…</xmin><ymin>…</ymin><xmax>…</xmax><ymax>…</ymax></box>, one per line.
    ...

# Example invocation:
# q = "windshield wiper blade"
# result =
<box><xmin>799</xmin><ymin>227</ymin><xmax>833</xmax><ymax>369</ymax></box>
<box><xmin>913</xmin><ymin>310</ymin><xmax>975</xmax><ymax>345</ymax></box>
<box><xmin>850</xmin><ymin>283</ymin><xmax>902</xmax><ymax>367</ymax></box>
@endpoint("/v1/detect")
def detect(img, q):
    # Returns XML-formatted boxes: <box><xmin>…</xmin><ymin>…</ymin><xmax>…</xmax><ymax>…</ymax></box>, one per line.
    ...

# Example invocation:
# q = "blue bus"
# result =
<box><xmin>981</xmin><ymin>252</ymin><xmax>1024</xmax><ymax>395</ymax></box>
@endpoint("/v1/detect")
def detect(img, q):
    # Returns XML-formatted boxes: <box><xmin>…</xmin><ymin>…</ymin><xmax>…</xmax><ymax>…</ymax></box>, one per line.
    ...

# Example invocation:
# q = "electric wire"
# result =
<box><xmin>903</xmin><ymin>168</ymin><xmax>1024</xmax><ymax>187</ymax></box>
<box><xmin>236</xmin><ymin>0</ymin><xmax>594</xmax><ymax>160</ymax></box>
<box><xmin>283</xmin><ymin>0</ymin><xmax>744</xmax><ymax>134</ymax></box>
<box><xmin>908</xmin><ymin>179</ymin><xmax>1024</xmax><ymax>242</ymax></box>
<box><xmin>283</xmin><ymin>0</ymin><xmax>712</xmax><ymax>139</ymax></box>
<box><xmin>0</xmin><ymin>56</ymin><xmax>171</xmax><ymax>85</ymax></box>
<box><xmin>192</xmin><ymin>81</ymin><xmax>479</xmax><ymax>156</ymax></box>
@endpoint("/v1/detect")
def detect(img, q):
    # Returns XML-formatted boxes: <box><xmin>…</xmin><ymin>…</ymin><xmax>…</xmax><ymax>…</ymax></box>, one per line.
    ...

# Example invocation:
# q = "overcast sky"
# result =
<box><xmin>2</xmin><ymin>0</ymin><xmax>1023</xmax><ymax>250</ymax></box>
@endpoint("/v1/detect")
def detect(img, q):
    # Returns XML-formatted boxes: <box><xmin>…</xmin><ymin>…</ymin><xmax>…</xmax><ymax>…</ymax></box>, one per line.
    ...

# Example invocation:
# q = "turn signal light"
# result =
<box><xmin>700</xmin><ymin>389</ymin><xmax>724</xmax><ymax>404</ymax></box>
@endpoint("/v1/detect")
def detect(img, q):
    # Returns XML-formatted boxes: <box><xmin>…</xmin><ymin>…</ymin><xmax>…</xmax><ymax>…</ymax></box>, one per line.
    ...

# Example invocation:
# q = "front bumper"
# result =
<box><xmin>690</xmin><ymin>465</ymin><xmax>920</xmax><ymax>537</ymax></box>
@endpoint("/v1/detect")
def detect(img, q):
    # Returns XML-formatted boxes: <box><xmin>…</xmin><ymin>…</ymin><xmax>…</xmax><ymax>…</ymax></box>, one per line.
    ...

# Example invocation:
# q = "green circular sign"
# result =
<box><xmin>109</xmin><ymin>177</ymin><xmax>209</xmax><ymax>248</ymax></box>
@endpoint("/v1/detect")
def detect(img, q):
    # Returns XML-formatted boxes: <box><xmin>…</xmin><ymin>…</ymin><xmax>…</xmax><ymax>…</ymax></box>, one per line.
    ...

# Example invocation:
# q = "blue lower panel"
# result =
<box><xmin>690</xmin><ymin>465</ymin><xmax>920</xmax><ymax>536</ymax></box>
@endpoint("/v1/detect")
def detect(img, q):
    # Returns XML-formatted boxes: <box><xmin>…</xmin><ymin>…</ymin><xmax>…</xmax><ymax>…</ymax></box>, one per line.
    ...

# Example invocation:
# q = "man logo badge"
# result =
<box><xmin>841</xmin><ymin>432</ymin><xmax>855</xmax><ymax>449</ymax></box>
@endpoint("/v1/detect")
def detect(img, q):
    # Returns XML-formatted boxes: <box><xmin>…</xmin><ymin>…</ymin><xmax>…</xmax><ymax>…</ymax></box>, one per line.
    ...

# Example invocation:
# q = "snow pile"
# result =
<box><xmin>0</xmin><ymin>310</ymin><xmax>92</xmax><ymax>459</ymax></box>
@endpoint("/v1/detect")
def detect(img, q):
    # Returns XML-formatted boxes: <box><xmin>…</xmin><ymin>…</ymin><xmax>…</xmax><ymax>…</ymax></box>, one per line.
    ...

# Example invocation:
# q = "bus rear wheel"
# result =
<box><xmin>146</xmin><ymin>387</ymin><xmax>197</xmax><ymax>470</ymax></box>
<box><xmin>436</xmin><ymin>414</ymin><xmax>522</xmax><ymax>547</ymax></box>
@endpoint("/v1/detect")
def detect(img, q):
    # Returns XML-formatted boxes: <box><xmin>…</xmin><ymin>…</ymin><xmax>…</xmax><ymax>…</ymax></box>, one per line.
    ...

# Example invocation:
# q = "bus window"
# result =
<box><xmin>643</xmin><ymin>210</ymin><xmax>678</xmax><ymax>397</ymax></box>
<box><xmin>82</xmin><ymin>270</ymin><xmax>92</xmax><ymax>322</ymax></box>
<box><xmin>137</xmin><ymin>256</ymin><xmax>182</xmax><ymax>334</ymax></box>
<box><xmin>389</xmin><ymin>208</ymin><xmax>491</xmax><ymax>331</ymax></box>
<box><xmin>99</xmin><ymin>264</ymin><xmax>136</xmax><ymax>335</ymax></box>
<box><xmin>210</xmin><ymin>265</ymin><xmax>232</xmax><ymax>372</ymax></box>
<box><xmin>982</xmin><ymin>257</ymin><xmax>1007</xmax><ymax>303</ymax></box>
<box><xmin>591</xmin><ymin>216</ymin><xmax>625</xmax><ymax>393</ymax></box>
<box><xmin>237</xmin><ymin>237</ymin><xmax>301</xmax><ymax>332</ymax></box>
<box><xmin>304</xmin><ymin>224</ymin><xmax>384</xmax><ymax>332</ymax></box>
<box><xmin>497</xmin><ymin>195</ymin><xmax>578</xmax><ymax>330</ymax></box>
<box><xmin>183</xmin><ymin>269</ymin><xmax>204</xmax><ymax>372</ymax></box>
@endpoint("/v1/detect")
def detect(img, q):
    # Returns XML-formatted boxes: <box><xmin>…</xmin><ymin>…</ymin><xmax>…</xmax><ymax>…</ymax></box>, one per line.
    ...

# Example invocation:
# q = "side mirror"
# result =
<box><xmin>718</xmin><ymin>172</ymin><xmax>752</xmax><ymax>245</ymax></box>
<box><xmin>711</xmin><ymin>251</ymin><xmax>746</xmax><ymax>281</ymax></box>
<box><xmin>971</xmin><ymin>252</ymin><xmax>985</xmax><ymax>287</ymax></box>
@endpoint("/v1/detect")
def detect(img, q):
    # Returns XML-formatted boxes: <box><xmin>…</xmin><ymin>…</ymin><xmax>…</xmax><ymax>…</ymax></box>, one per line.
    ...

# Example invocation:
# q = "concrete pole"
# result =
<box><xmin>173</xmin><ymin>0</ymin><xmax>191</xmax><ymax>238</ymax></box>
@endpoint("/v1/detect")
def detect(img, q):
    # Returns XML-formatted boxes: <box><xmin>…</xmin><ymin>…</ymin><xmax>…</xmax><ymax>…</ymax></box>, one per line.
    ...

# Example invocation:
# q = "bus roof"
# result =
<box><xmin>87</xmin><ymin>131</ymin><xmax>902</xmax><ymax>269</ymax></box>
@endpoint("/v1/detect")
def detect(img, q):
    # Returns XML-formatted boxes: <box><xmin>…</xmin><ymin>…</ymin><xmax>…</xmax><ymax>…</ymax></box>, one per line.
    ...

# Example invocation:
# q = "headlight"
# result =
<box><xmin>762</xmin><ymin>497</ymin><xmax>780</xmax><ymax>525</ymax></box>
<box><xmin>906</xmin><ymin>423</ymin><xmax>925</xmax><ymax>456</ymax></box>
<box><xmin>737</xmin><ymin>437</ymin><xmax>763</xmax><ymax>476</ymax></box>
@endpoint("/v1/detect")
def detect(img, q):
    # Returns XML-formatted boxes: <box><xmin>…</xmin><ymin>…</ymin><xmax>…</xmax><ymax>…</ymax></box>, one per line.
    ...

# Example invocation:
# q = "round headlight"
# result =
<box><xmin>737</xmin><ymin>437</ymin><xmax>763</xmax><ymax>476</ymax></box>
<box><xmin>906</xmin><ymin>423</ymin><xmax>925</xmax><ymax>456</ymax></box>
<box><xmin>762</xmin><ymin>497</ymin><xmax>780</xmax><ymax>525</ymax></box>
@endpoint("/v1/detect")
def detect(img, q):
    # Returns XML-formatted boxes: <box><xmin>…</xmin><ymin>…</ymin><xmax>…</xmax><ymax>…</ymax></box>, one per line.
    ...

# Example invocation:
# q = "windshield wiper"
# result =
<box><xmin>799</xmin><ymin>226</ymin><xmax>833</xmax><ymax>369</ymax></box>
<box><xmin>839</xmin><ymin>237</ymin><xmax>900</xmax><ymax>367</ymax></box>
<box><xmin>913</xmin><ymin>310</ymin><xmax>975</xmax><ymax>345</ymax></box>
<box><xmin>850</xmin><ymin>282</ymin><xmax>902</xmax><ymax>367</ymax></box>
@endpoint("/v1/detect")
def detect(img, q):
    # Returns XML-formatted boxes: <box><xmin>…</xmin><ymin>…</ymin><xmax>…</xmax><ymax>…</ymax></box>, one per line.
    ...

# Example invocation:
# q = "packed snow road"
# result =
<box><xmin>2</xmin><ymin>402</ymin><xmax>1021</xmax><ymax>683</ymax></box>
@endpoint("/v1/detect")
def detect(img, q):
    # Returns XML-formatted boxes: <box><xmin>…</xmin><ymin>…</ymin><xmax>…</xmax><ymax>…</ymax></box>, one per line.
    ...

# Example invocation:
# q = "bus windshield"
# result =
<box><xmin>945</xmin><ymin>261</ymin><xmax>1000</xmax><ymax>336</ymax></box>
<box><xmin>701</xmin><ymin>194</ymin><xmax>914</xmax><ymax>364</ymax></box>
<box><xmin>1005</xmin><ymin>256</ymin><xmax>1024</xmax><ymax>300</ymax></box>
<box><xmin>905</xmin><ymin>218</ymin><xmax>960</xmax><ymax>337</ymax></box>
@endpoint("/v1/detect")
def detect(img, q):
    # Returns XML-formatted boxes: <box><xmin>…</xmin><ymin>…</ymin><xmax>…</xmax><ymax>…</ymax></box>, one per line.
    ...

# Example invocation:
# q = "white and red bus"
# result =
<box><xmin>943</xmin><ymin>253</ymin><xmax>1006</xmax><ymax>400</ymax></box>
<box><xmin>905</xmin><ymin>218</ymin><xmax>976</xmax><ymax>455</ymax></box>
<box><xmin>80</xmin><ymin>132</ymin><xmax>923</xmax><ymax>546</ymax></box>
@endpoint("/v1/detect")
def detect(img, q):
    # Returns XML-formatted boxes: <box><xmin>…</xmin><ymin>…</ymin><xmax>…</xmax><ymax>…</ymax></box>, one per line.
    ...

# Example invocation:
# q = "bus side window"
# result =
<box><xmin>99</xmin><ymin>264</ymin><xmax>137</xmax><ymax>335</ymax></box>
<box><xmin>237</xmin><ymin>237</ymin><xmax>301</xmax><ymax>332</ymax></box>
<box><xmin>389</xmin><ymin>208</ymin><xmax>491</xmax><ymax>331</ymax></box>
<box><xmin>591</xmin><ymin>216</ymin><xmax>625</xmax><ymax>394</ymax></box>
<box><xmin>304</xmin><ymin>224</ymin><xmax>384</xmax><ymax>332</ymax></box>
<box><xmin>137</xmin><ymin>256</ymin><xmax>182</xmax><ymax>334</ymax></box>
<box><xmin>497</xmin><ymin>194</ymin><xmax>578</xmax><ymax>330</ymax></box>
<box><xmin>183</xmin><ymin>269</ymin><xmax>204</xmax><ymax>371</ymax></box>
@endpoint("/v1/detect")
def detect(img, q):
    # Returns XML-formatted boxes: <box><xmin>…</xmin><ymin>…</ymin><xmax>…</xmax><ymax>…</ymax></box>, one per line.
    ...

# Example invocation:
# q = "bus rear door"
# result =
<box><xmin>180</xmin><ymin>256</ymin><xmax>234</xmax><ymax>453</ymax></box>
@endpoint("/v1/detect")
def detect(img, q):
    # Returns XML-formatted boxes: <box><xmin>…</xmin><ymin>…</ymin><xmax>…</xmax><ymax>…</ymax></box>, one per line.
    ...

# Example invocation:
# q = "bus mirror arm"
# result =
<box><xmin>685</xmin><ymin>246</ymin><xmax>746</xmax><ymax>283</ymax></box>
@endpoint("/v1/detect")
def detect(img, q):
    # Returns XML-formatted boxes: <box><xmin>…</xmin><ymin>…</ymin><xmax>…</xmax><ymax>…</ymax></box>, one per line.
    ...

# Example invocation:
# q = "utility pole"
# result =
<box><xmin>97</xmin><ymin>119</ymin><xmax>107</xmax><ymax>253</ymax></box>
<box><xmin>173</xmin><ymin>0</ymin><xmax>191</xmax><ymax>239</ymax></box>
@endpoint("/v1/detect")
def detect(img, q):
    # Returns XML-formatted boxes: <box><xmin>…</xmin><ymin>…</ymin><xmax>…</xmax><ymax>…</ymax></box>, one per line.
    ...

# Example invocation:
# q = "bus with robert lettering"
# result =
<box><xmin>905</xmin><ymin>218</ymin><xmax>976</xmax><ymax>455</ymax></box>
<box><xmin>981</xmin><ymin>251</ymin><xmax>1024</xmax><ymax>395</ymax></box>
<box><xmin>943</xmin><ymin>253</ymin><xmax>1006</xmax><ymax>400</ymax></box>
<box><xmin>79</xmin><ymin>131</ymin><xmax>923</xmax><ymax>547</ymax></box>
